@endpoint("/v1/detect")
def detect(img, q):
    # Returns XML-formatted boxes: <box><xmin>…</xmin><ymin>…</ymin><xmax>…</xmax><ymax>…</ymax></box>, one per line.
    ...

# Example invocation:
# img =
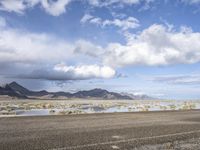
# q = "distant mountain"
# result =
<box><xmin>121</xmin><ymin>92</ymin><xmax>154</xmax><ymax>100</ymax></box>
<box><xmin>0</xmin><ymin>84</ymin><xmax>27</xmax><ymax>99</ymax></box>
<box><xmin>72</xmin><ymin>89</ymin><xmax>132</xmax><ymax>100</ymax></box>
<box><xmin>8</xmin><ymin>82</ymin><xmax>49</xmax><ymax>97</ymax></box>
<box><xmin>51</xmin><ymin>91</ymin><xmax>72</xmax><ymax>98</ymax></box>
<box><xmin>0</xmin><ymin>82</ymin><xmax>154</xmax><ymax>100</ymax></box>
<box><xmin>9</xmin><ymin>82</ymin><xmax>31</xmax><ymax>95</ymax></box>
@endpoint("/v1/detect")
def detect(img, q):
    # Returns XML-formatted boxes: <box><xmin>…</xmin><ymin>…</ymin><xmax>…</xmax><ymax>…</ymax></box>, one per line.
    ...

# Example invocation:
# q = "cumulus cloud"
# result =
<box><xmin>19</xmin><ymin>64</ymin><xmax>116</xmax><ymax>80</ymax></box>
<box><xmin>104</xmin><ymin>24</ymin><xmax>200</xmax><ymax>67</ymax></box>
<box><xmin>0</xmin><ymin>26</ymin><xmax>73</xmax><ymax>65</ymax></box>
<box><xmin>54</xmin><ymin>63</ymin><xmax>116</xmax><ymax>79</ymax></box>
<box><xmin>0</xmin><ymin>16</ymin><xmax>116</xmax><ymax>81</ymax></box>
<box><xmin>2</xmin><ymin>18</ymin><xmax>200</xmax><ymax>81</ymax></box>
<box><xmin>2</xmin><ymin>13</ymin><xmax>200</xmax><ymax>82</ymax></box>
<box><xmin>73</xmin><ymin>40</ymin><xmax>104</xmax><ymax>57</ymax></box>
<box><xmin>81</xmin><ymin>14</ymin><xmax>140</xmax><ymax>30</ymax></box>
<box><xmin>0</xmin><ymin>0</ymin><xmax>71</xmax><ymax>16</ymax></box>
<box><xmin>0</xmin><ymin>17</ymin><xmax>104</xmax><ymax>65</ymax></box>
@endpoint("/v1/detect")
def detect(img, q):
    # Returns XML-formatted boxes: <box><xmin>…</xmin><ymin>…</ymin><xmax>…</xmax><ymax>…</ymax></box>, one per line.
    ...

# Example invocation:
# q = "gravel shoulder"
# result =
<box><xmin>1</xmin><ymin>110</ymin><xmax>200</xmax><ymax>150</ymax></box>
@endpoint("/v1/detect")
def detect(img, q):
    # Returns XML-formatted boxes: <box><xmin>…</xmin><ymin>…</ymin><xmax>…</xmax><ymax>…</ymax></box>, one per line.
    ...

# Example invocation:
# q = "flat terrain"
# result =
<box><xmin>1</xmin><ymin>110</ymin><xmax>200</xmax><ymax>150</ymax></box>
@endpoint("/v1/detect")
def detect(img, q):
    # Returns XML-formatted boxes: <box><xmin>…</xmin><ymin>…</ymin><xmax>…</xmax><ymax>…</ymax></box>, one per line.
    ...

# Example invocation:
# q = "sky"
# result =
<box><xmin>1</xmin><ymin>0</ymin><xmax>200</xmax><ymax>99</ymax></box>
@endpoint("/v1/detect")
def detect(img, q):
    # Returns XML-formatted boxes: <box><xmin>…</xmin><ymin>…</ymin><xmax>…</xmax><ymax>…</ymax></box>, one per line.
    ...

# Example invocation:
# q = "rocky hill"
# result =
<box><xmin>0</xmin><ymin>82</ymin><xmax>154</xmax><ymax>100</ymax></box>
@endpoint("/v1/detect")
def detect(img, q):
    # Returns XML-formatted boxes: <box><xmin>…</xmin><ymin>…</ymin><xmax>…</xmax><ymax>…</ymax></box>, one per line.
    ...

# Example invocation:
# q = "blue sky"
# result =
<box><xmin>1</xmin><ymin>0</ymin><xmax>200</xmax><ymax>99</ymax></box>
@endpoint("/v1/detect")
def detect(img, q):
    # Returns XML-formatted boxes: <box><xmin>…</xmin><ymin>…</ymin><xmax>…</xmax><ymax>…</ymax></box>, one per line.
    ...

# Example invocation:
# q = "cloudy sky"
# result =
<box><xmin>1</xmin><ymin>0</ymin><xmax>200</xmax><ymax>99</ymax></box>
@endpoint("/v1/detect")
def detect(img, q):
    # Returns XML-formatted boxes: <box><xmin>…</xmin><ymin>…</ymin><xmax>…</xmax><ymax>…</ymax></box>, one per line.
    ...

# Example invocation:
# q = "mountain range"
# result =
<box><xmin>0</xmin><ymin>82</ymin><xmax>154</xmax><ymax>100</ymax></box>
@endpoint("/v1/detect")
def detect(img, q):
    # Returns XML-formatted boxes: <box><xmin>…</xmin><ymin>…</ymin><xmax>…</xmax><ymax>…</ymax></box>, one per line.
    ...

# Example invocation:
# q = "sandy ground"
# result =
<box><xmin>1</xmin><ymin>110</ymin><xmax>200</xmax><ymax>150</ymax></box>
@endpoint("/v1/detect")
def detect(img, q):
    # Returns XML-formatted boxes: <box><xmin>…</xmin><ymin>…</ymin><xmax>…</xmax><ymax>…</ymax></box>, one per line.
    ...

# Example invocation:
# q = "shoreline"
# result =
<box><xmin>1</xmin><ymin>109</ymin><xmax>200</xmax><ymax>118</ymax></box>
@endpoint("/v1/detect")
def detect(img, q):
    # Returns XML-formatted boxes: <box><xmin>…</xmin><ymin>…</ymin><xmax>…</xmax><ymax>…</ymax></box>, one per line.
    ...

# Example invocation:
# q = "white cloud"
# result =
<box><xmin>19</xmin><ymin>64</ymin><xmax>116</xmax><ymax>80</ymax></box>
<box><xmin>0</xmin><ymin>0</ymin><xmax>71</xmax><ymax>16</ymax></box>
<box><xmin>40</xmin><ymin>0</ymin><xmax>71</xmax><ymax>16</ymax></box>
<box><xmin>2</xmin><ymin>12</ymin><xmax>200</xmax><ymax>82</ymax></box>
<box><xmin>0</xmin><ymin>17</ymin><xmax>104</xmax><ymax>65</ymax></box>
<box><xmin>86</xmin><ymin>0</ymin><xmax>155</xmax><ymax>10</ymax></box>
<box><xmin>0</xmin><ymin>16</ymin><xmax>116</xmax><ymax>81</ymax></box>
<box><xmin>73</xmin><ymin>40</ymin><xmax>104</xmax><ymax>57</ymax></box>
<box><xmin>81</xmin><ymin>14</ymin><xmax>140</xmax><ymax>30</ymax></box>
<box><xmin>0</xmin><ymin>27</ymin><xmax>73</xmax><ymax>64</ymax></box>
<box><xmin>80</xmin><ymin>14</ymin><xmax>94</xmax><ymax>23</ymax></box>
<box><xmin>89</xmin><ymin>17</ymin><xmax>102</xmax><ymax>25</ymax></box>
<box><xmin>54</xmin><ymin>63</ymin><xmax>116</xmax><ymax>79</ymax></box>
<box><xmin>0</xmin><ymin>0</ymin><xmax>154</xmax><ymax>16</ymax></box>
<box><xmin>103</xmin><ymin>17</ymin><xmax>140</xmax><ymax>30</ymax></box>
<box><xmin>104</xmin><ymin>24</ymin><xmax>200</xmax><ymax>67</ymax></box>
<box><xmin>3</xmin><ymin>20</ymin><xmax>200</xmax><ymax>81</ymax></box>
<box><xmin>0</xmin><ymin>0</ymin><xmax>26</xmax><ymax>14</ymax></box>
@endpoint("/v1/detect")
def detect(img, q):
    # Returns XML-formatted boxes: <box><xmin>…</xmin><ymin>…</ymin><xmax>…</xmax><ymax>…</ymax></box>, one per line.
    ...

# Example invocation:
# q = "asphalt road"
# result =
<box><xmin>1</xmin><ymin>110</ymin><xmax>200</xmax><ymax>150</ymax></box>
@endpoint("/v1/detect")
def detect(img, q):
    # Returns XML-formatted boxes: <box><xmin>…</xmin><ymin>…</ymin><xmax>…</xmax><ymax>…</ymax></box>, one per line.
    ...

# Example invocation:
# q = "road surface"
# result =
<box><xmin>1</xmin><ymin>110</ymin><xmax>200</xmax><ymax>150</ymax></box>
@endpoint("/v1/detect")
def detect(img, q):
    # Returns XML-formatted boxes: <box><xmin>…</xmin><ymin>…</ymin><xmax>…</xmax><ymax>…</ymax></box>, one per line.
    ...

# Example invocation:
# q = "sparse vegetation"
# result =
<box><xmin>0</xmin><ymin>100</ymin><xmax>200</xmax><ymax>116</ymax></box>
